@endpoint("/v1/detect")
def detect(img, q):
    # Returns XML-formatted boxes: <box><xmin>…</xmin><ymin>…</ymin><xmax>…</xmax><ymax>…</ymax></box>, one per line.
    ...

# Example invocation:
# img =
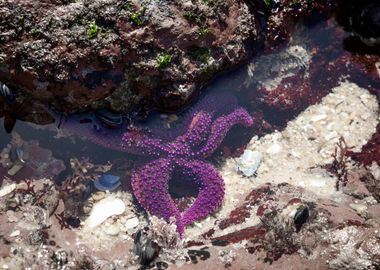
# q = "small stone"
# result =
<box><xmin>125</xmin><ymin>217</ymin><xmax>139</xmax><ymax>229</ymax></box>
<box><xmin>310</xmin><ymin>114</ymin><xmax>327</xmax><ymax>122</ymax></box>
<box><xmin>168</xmin><ymin>114</ymin><xmax>178</xmax><ymax>122</ymax></box>
<box><xmin>324</xmin><ymin>131</ymin><xmax>338</xmax><ymax>141</ymax></box>
<box><xmin>266</xmin><ymin>143</ymin><xmax>282</xmax><ymax>154</ymax></box>
<box><xmin>82</xmin><ymin>204</ymin><xmax>93</xmax><ymax>214</ymax></box>
<box><xmin>7</xmin><ymin>164</ymin><xmax>23</xmax><ymax>176</ymax></box>
<box><xmin>9</xmin><ymin>230</ymin><xmax>20</xmax><ymax>237</ymax></box>
<box><xmin>105</xmin><ymin>224</ymin><xmax>120</xmax><ymax>236</ymax></box>
<box><xmin>349</xmin><ymin>203</ymin><xmax>368</xmax><ymax>217</ymax></box>
<box><xmin>364</xmin><ymin>196</ymin><xmax>378</xmax><ymax>205</ymax></box>
<box><xmin>92</xmin><ymin>191</ymin><xmax>106</xmax><ymax>201</ymax></box>
<box><xmin>369</xmin><ymin>164</ymin><xmax>380</xmax><ymax>180</ymax></box>
<box><xmin>0</xmin><ymin>183</ymin><xmax>16</xmax><ymax>197</ymax></box>
<box><xmin>6</xmin><ymin>210</ymin><xmax>19</xmax><ymax>223</ymax></box>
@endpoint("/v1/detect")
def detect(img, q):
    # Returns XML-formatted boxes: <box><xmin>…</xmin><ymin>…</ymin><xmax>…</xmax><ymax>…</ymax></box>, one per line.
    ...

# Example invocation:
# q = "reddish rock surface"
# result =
<box><xmin>0</xmin><ymin>0</ymin><xmax>342</xmax><ymax>121</ymax></box>
<box><xmin>0</xmin><ymin>0</ymin><xmax>257</xmax><ymax>114</ymax></box>
<box><xmin>349</xmin><ymin>122</ymin><xmax>380</xmax><ymax>167</ymax></box>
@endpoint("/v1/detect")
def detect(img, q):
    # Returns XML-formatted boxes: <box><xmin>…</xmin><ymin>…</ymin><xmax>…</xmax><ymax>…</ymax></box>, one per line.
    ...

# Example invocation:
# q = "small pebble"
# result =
<box><xmin>6</xmin><ymin>210</ymin><xmax>19</xmax><ymax>223</ymax></box>
<box><xmin>0</xmin><ymin>183</ymin><xmax>16</xmax><ymax>197</ymax></box>
<box><xmin>266</xmin><ymin>143</ymin><xmax>282</xmax><ymax>154</ymax></box>
<box><xmin>9</xmin><ymin>230</ymin><xmax>20</xmax><ymax>237</ymax></box>
<box><xmin>310</xmin><ymin>114</ymin><xmax>327</xmax><ymax>122</ymax></box>
<box><xmin>105</xmin><ymin>224</ymin><xmax>120</xmax><ymax>236</ymax></box>
<box><xmin>168</xmin><ymin>114</ymin><xmax>178</xmax><ymax>122</ymax></box>
<box><xmin>349</xmin><ymin>203</ymin><xmax>368</xmax><ymax>217</ymax></box>
<box><xmin>7</xmin><ymin>164</ymin><xmax>23</xmax><ymax>176</ymax></box>
<box><xmin>92</xmin><ymin>191</ymin><xmax>106</xmax><ymax>201</ymax></box>
<box><xmin>125</xmin><ymin>217</ymin><xmax>139</xmax><ymax>229</ymax></box>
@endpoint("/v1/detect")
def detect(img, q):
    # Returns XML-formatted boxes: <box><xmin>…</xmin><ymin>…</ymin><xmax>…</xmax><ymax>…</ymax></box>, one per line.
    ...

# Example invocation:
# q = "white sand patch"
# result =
<box><xmin>186</xmin><ymin>81</ymin><xmax>379</xmax><ymax>238</ymax></box>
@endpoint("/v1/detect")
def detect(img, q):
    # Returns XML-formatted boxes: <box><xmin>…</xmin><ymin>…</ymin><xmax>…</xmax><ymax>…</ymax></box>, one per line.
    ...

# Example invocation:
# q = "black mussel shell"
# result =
<box><xmin>294</xmin><ymin>205</ymin><xmax>309</xmax><ymax>232</ymax></box>
<box><xmin>0</xmin><ymin>83</ymin><xmax>16</xmax><ymax>105</ymax></box>
<box><xmin>9</xmin><ymin>146</ymin><xmax>25</xmax><ymax>164</ymax></box>
<box><xmin>134</xmin><ymin>230</ymin><xmax>161</xmax><ymax>265</ymax></box>
<box><xmin>95</xmin><ymin>109</ymin><xmax>123</xmax><ymax>128</ymax></box>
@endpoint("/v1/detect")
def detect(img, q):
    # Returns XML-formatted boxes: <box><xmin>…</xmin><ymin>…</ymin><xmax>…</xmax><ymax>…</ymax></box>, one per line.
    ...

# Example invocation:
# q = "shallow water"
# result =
<box><xmin>0</xmin><ymin>7</ymin><xmax>379</xmax><ymax>268</ymax></box>
<box><xmin>0</xmin><ymin>17</ymin><xmax>378</xmax><ymax>187</ymax></box>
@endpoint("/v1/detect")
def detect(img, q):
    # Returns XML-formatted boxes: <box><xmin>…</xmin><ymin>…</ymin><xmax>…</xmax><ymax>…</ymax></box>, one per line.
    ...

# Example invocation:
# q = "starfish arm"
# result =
<box><xmin>177</xmin><ymin>159</ymin><xmax>225</xmax><ymax>227</ymax></box>
<box><xmin>195</xmin><ymin>108</ymin><xmax>253</xmax><ymax>158</ymax></box>
<box><xmin>180</xmin><ymin>111</ymin><xmax>213</xmax><ymax>148</ymax></box>
<box><xmin>131</xmin><ymin>158</ymin><xmax>185</xmax><ymax>235</ymax></box>
<box><xmin>122</xmin><ymin>131</ymin><xmax>167</xmax><ymax>156</ymax></box>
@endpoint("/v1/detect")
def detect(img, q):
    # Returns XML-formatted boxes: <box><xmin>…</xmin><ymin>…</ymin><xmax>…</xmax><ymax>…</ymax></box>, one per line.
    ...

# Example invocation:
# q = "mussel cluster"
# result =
<box><xmin>94</xmin><ymin>109</ymin><xmax>123</xmax><ymax>128</ymax></box>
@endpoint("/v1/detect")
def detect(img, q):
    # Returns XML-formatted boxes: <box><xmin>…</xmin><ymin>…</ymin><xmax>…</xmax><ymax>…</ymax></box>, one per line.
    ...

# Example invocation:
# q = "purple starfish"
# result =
<box><xmin>57</xmin><ymin>92</ymin><xmax>253</xmax><ymax>236</ymax></box>
<box><xmin>122</xmin><ymin>93</ymin><xmax>253</xmax><ymax>236</ymax></box>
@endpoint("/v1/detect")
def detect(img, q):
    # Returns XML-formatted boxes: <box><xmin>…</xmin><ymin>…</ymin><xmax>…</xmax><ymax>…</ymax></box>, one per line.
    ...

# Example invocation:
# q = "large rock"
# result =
<box><xmin>0</xmin><ymin>0</ymin><xmax>257</xmax><ymax>113</ymax></box>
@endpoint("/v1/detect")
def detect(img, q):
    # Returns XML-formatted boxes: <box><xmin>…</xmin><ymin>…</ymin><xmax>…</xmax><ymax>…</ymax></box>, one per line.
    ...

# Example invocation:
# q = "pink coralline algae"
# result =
<box><xmin>122</xmin><ymin>93</ymin><xmax>253</xmax><ymax>235</ymax></box>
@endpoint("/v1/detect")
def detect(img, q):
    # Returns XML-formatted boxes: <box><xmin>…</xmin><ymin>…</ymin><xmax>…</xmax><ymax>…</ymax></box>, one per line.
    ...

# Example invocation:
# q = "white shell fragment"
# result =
<box><xmin>9</xmin><ymin>230</ymin><xmax>20</xmax><ymax>237</ymax></box>
<box><xmin>7</xmin><ymin>164</ymin><xmax>24</xmax><ymax>176</ymax></box>
<box><xmin>236</xmin><ymin>150</ymin><xmax>262</xmax><ymax>177</ymax></box>
<box><xmin>125</xmin><ymin>217</ymin><xmax>139</xmax><ymax>229</ymax></box>
<box><xmin>84</xmin><ymin>197</ymin><xmax>126</xmax><ymax>229</ymax></box>
<box><xmin>0</xmin><ymin>183</ymin><xmax>16</xmax><ymax>197</ymax></box>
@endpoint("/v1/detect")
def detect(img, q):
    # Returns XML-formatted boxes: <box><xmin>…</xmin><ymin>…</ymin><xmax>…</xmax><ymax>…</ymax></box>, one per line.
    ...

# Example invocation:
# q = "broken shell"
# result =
<box><xmin>236</xmin><ymin>150</ymin><xmax>262</xmax><ymax>177</ymax></box>
<box><xmin>93</xmin><ymin>174</ymin><xmax>121</xmax><ymax>192</ymax></box>
<box><xmin>84</xmin><ymin>197</ymin><xmax>126</xmax><ymax>229</ymax></box>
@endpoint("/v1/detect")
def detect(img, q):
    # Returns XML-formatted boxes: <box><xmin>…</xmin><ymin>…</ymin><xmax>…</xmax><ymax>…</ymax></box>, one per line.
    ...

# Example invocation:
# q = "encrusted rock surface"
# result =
<box><xmin>0</xmin><ymin>0</ymin><xmax>342</xmax><ymax>118</ymax></box>
<box><xmin>0</xmin><ymin>0</ymin><xmax>257</xmax><ymax>113</ymax></box>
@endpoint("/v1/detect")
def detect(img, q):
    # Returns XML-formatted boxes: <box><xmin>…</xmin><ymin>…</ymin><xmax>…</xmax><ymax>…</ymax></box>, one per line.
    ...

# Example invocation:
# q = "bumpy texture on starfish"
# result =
<box><xmin>122</xmin><ymin>93</ymin><xmax>253</xmax><ymax>235</ymax></box>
